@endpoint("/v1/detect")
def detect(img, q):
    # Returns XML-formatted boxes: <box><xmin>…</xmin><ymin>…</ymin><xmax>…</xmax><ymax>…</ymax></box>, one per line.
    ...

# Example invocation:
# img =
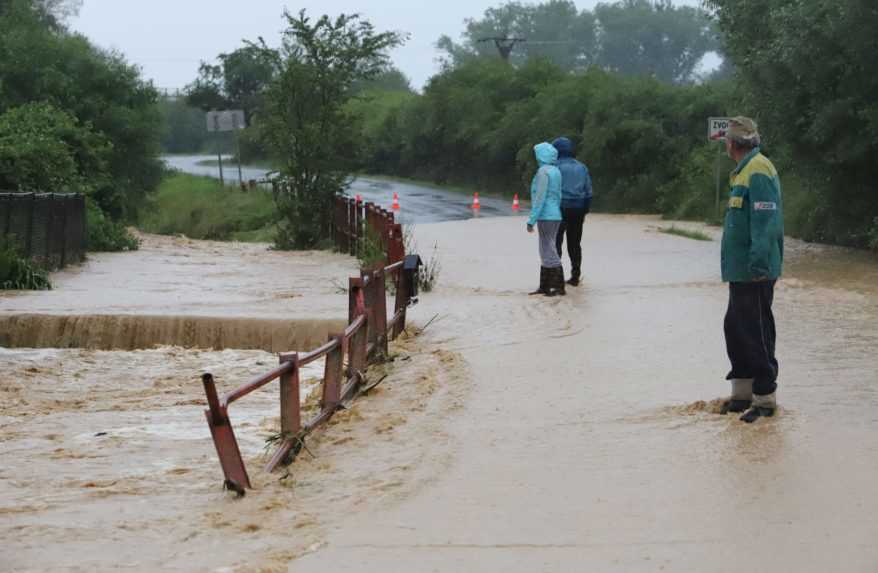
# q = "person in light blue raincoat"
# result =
<box><xmin>526</xmin><ymin>142</ymin><xmax>565</xmax><ymax>296</ymax></box>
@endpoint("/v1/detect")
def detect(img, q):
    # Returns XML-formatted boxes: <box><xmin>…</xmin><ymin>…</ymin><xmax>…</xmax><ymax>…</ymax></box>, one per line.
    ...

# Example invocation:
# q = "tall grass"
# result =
<box><xmin>0</xmin><ymin>242</ymin><xmax>50</xmax><ymax>290</ymax></box>
<box><xmin>140</xmin><ymin>173</ymin><xmax>276</xmax><ymax>242</ymax></box>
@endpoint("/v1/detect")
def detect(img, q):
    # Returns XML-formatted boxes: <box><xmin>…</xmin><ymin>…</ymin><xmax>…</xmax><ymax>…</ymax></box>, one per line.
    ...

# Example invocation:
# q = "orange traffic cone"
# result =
<box><xmin>512</xmin><ymin>193</ymin><xmax>520</xmax><ymax>212</ymax></box>
<box><xmin>392</xmin><ymin>192</ymin><xmax>400</xmax><ymax>210</ymax></box>
<box><xmin>472</xmin><ymin>192</ymin><xmax>481</xmax><ymax>210</ymax></box>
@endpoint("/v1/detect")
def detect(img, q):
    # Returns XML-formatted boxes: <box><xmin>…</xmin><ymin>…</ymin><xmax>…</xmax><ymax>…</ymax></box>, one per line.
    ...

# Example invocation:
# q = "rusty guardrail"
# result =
<box><xmin>201</xmin><ymin>255</ymin><xmax>420</xmax><ymax>494</ymax></box>
<box><xmin>333</xmin><ymin>196</ymin><xmax>405</xmax><ymax>265</ymax></box>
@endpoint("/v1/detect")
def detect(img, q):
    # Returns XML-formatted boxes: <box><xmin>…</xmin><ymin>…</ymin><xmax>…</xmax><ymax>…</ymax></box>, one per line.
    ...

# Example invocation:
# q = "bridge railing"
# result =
<box><xmin>201</xmin><ymin>256</ymin><xmax>420</xmax><ymax>493</ymax></box>
<box><xmin>333</xmin><ymin>196</ymin><xmax>405</xmax><ymax>265</ymax></box>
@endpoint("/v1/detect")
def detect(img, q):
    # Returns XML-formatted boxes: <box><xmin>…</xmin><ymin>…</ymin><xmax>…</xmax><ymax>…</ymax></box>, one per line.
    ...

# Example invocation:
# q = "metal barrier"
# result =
<box><xmin>201</xmin><ymin>256</ymin><xmax>421</xmax><ymax>493</ymax></box>
<box><xmin>333</xmin><ymin>196</ymin><xmax>405</xmax><ymax>265</ymax></box>
<box><xmin>0</xmin><ymin>192</ymin><xmax>86</xmax><ymax>270</ymax></box>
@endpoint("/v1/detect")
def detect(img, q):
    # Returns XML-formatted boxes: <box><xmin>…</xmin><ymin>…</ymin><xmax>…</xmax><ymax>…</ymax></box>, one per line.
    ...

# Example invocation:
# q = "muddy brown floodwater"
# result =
<box><xmin>2</xmin><ymin>216</ymin><xmax>877</xmax><ymax>572</ymax></box>
<box><xmin>292</xmin><ymin>215</ymin><xmax>878</xmax><ymax>572</ymax></box>
<box><xmin>0</xmin><ymin>233</ymin><xmax>358</xmax><ymax>351</ymax></box>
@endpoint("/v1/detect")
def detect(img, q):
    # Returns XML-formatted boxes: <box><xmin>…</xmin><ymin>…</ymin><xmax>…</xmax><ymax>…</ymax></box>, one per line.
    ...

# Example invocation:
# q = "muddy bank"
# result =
<box><xmin>0</xmin><ymin>314</ymin><xmax>345</xmax><ymax>352</ymax></box>
<box><xmin>0</xmin><ymin>334</ymin><xmax>468</xmax><ymax>572</ymax></box>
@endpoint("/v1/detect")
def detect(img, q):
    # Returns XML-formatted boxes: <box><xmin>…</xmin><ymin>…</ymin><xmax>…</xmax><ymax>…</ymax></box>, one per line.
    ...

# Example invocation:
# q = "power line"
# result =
<box><xmin>477</xmin><ymin>37</ymin><xmax>526</xmax><ymax>62</ymax></box>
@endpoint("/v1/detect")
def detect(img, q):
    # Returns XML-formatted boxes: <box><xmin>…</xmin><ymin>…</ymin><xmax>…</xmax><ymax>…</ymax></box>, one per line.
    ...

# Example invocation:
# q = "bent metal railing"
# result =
<box><xmin>201</xmin><ymin>257</ymin><xmax>419</xmax><ymax>494</ymax></box>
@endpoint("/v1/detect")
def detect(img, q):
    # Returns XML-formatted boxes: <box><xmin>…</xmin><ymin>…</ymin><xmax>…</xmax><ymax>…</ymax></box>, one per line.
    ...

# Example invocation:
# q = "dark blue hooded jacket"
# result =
<box><xmin>551</xmin><ymin>137</ymin><xmax>592</xmax><ymax>209</ymax></box>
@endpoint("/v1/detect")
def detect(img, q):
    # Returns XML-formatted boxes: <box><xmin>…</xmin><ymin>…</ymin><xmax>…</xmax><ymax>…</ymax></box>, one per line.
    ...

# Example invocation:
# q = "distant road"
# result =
<box><xmin>163</xmin><ymin>155</ymin><xmax>521</xmax><ymax>225</ymax></box>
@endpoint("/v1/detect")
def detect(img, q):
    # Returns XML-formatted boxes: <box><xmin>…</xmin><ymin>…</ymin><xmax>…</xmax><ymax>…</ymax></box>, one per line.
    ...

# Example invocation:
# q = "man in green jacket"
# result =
<box><xmin>719</xmin><ymin>117</ymin><xmax>784</xmax><ymax>423</ymax></box>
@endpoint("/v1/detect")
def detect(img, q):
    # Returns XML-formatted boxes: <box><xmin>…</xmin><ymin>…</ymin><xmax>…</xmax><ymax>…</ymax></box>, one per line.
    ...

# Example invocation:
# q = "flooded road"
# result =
<box><xmin>292</xmin><ymin>216</ymin><xmax>878</xmax><ymax>572</ymax></box>
<box><xmin>163</xmin><ymin>155</ymin><xmax>273</xmax><ymax>185</ymax></box>
<box><xmin>164</xmin><ymin>155</ymin><xmax>521</xmax><ymax>224</ymax></box>
<box><xmin>3</xmin><ymin>214</ymin><xmax>877</xmax><ymax>572</ymax></box>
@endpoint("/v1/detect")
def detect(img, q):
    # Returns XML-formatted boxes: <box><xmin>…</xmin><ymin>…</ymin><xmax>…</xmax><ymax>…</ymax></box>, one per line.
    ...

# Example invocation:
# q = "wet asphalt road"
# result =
<box><xmin>163</xmin><ymin>155</ymin><xmax>522</xmax><ymax>225</ymax></box>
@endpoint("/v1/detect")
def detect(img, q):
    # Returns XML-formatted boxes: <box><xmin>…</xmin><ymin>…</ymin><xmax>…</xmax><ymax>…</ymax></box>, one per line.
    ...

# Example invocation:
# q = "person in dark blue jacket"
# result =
<box><xmin>551</xmin><ymin>137</ymin><xmax>593</xmax><ymax>286</ymax></box>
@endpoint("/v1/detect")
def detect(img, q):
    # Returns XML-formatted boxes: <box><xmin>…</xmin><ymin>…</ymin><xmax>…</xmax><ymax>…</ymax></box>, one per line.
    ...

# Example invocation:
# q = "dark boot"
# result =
<box><xmin>544</xmin><ymin>267</ymin><xmax>565</xmax><ymax>297</ymax></box>
<box><xmin>529</xmin><ymin>267</ymin><xmax>548</xmax><ymax>295</ymax></box>
<box><xmin>556</xmin><ymin>267</ymin><xmax>566</xmax><ymax>295</ymax></box>
<box><xmin>720</xmin><ymin>399</ymin><xmax>752</xmax><ymax>414</ymax></box>
<box><xmin>567</xmin><ymin>268</ymin><xmax>580</xmax><ymax>287</ymax></box>
<box><xmin>720</xmin><ymin>378</ymin><xmax>752</xmax><ymax>415</ymax></box>
<box><xmin>740</xmin><ymin>392</ymin><xmax>776</xmax><ymax>423</ymax></box>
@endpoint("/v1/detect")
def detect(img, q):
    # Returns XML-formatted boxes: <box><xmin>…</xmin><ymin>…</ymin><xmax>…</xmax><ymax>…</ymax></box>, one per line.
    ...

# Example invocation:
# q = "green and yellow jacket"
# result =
<box><xmin>721</xmin><ymin>147</ymin><xmax>784</xmax><ymax>283</ymax></box>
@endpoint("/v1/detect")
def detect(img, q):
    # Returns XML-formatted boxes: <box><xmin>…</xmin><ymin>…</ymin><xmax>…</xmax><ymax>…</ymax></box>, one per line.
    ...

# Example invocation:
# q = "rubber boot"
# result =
<box><xmin>720</xmin><ymin>378</ymin><xmax>753</xmax><ymax>415</ymax></box>
<box><xmin>740</xmin><ymin>392</ymin><xmax>776</xmax><ymax>423</ymax></box>
<box><xmin>556</xmin><ymin>266</ymin><xmax>566</xmax><ymax>296</ymax></box>
<box><xmin>544</xmin><ymin>267</ymin><xmax>565</xmax><ymax>297</ymax></box>
<box><xmin>567</xmin><ymin>267</ymin><xmax>581</xmax><ymax>287</ymax></box>
<box><xmin>544</xmin><ymin>267</ymin><xmax>558</xmax><ymax>297</ymax></box>
<box><xmin>529</xmin><ymin>267</ymin><xmax>548</xmax><ymax>296</ymax></box>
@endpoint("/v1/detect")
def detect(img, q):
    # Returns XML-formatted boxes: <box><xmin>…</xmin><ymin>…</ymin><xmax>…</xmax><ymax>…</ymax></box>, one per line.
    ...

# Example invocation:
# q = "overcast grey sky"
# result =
<box><xmin>70</xmin><ymin>0</ymin><xmax>703</xmax><ymax>91</ymax></box>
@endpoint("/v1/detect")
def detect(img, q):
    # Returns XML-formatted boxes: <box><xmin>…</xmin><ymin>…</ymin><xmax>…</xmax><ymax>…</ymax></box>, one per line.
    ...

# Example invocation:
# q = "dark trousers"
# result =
<box><xmin>555</xmin><ymin>205</ymin><xmax>589</xmax><ymax>278</ymax></box>
<box><xmin>724</xmin><ymin>281</ymin><xmax>778</xmax><ymax>396</ymax></box>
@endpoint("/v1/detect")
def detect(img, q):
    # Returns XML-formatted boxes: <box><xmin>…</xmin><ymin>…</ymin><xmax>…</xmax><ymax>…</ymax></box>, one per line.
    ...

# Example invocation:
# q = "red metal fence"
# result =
<box><xmin>201</xmin><ymin>256</ymin><xmax>420</xmax><ymax>494</ymax></box>
<box><xmin>333</xmin><ymin>196</ymin><xmax>405</xmax><ymax>265</ymax></box>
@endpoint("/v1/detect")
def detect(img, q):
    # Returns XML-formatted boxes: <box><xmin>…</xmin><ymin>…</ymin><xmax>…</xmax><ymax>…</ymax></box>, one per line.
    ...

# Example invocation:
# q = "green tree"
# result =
<box><xmin>0</xmin><ymin>102</ymin><xmax>110</xmax><ymax>194</ymax></box>
<box><xmin>707</xmin><ymin>0</ymin><xmax>878</xmax><ymax>247</ymax></box>
<box><xmin>438</xmin><ymin>0</ymin><xmax>716</xmax><ymax>83</ymax></box>
<box><xmin>353</xmin><ymin>66</ymin><xmax>413</xmax><ymax>94</ymax></box>
<box><xmin>0</xmin><ymin>0</ymin><xmax>162</xmax><ymax>221</ymax></box>
<box><xmin>259</xmin><ymin>10</ymin><xmax>405</xmax><ymax>249</ymax></box>
<box><xmin>186</xmin><ymin>45</ymin><xmax>278</xmax><ymax>120</ymax></box>
<box><xmin>594</xmin><ymin>0</ymin><xmax>717</xmax><ymax>84</ymax></box>
<box><xmin>438</xmin><ymin>1</ymin><xmax>597</xmax><ymax>71</ymax></box>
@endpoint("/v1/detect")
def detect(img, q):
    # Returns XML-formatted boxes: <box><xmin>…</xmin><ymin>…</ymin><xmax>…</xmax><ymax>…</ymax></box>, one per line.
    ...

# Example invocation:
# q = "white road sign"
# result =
<box><xmin>708</xmin><ymin>117</ymin><xmax>731</xmax><ymax>140</ymax></box>
<box><xmin>206</xmin><ymin>110</ymin><xmax>246</xmax><ymax>133</ymax></box>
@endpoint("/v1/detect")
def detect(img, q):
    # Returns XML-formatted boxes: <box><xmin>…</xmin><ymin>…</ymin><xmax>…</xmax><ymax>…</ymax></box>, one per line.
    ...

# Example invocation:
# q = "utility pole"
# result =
<box><xmin>477</xmin><ymin>37</ymin><xmax>527</xmax><ymax>63</ymax></box>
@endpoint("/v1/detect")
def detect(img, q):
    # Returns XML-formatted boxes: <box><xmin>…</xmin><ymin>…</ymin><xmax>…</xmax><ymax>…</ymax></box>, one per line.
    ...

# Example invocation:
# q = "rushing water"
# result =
<box><xmin>2</xmin><ymin>213</ymin><xmax>876</xmax><ymax>572</ymax></box>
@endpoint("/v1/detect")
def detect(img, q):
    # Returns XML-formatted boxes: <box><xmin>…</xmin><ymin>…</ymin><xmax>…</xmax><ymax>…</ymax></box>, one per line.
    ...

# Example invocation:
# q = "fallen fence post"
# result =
<box><xmin>202</xmin><ymin>373</ymin><xmax>251</xmax><ymax>492</ymax></box>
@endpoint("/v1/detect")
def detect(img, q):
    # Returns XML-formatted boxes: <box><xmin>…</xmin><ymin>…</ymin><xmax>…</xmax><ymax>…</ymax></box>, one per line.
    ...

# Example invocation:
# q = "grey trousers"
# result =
<box><xmin>538</xmin><ymin>221</ymin><xmax>562</xmax><ymax>268</ymax></box>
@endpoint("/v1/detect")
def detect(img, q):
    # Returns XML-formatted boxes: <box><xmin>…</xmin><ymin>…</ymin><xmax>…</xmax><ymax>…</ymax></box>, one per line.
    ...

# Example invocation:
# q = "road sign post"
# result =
<box><xmin>708</xmin><ymin>117</ymin><xmax>731</xmax><ymax>221</ymax></box>
<box><xmin>206</xmin><ymin>110</ymin><xmax>247</xmax><ymax>187</ymax></box>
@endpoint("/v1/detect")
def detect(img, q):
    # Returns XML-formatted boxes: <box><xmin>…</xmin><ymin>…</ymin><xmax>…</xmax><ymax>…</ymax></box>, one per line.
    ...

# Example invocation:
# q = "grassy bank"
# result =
<box><xmin>140</xmin><ymin>173</ymin><xmax>276</xmax><ymax>242</ymax></box>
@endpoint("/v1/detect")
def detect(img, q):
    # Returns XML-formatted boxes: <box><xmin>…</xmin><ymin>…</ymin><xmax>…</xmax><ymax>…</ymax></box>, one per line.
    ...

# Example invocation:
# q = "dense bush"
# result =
<box><xmin>0</xmin><ymin>241</ymin><xmax>51</xmax><ymax>290</ymax></box>
<box><xmin>86</xmin><ymin>200</ymin><xmax>140</xmax><ymax>252</ymax></box>
<box><xmin>353</xmin><ymin>62</ymin><xmax>737</xmax><ymax>215</ymax></box>
<box><xmin>0</xmin><ymin>102</ymin><xmax>110</xmax><ymax>195</ymax></box>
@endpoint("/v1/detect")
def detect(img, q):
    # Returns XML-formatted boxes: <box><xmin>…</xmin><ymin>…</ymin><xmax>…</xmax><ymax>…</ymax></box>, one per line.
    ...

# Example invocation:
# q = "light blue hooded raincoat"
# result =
<box><xmin>527</xmin><ymin>143</ymin><xmax>563</xmax><ymax>226</ymax></box>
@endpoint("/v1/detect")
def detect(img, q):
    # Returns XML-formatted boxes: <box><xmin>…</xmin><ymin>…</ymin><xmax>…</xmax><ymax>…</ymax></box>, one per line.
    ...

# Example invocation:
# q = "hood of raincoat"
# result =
<box><xmin>552</xmin><ymin>137</ymin><xmax>574</xmax><ymax>158</ymax></box>
<box><xmin>534</xmin><ymin>142</ymin><xmax>559</xmax><ymax>166</ymax></box>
